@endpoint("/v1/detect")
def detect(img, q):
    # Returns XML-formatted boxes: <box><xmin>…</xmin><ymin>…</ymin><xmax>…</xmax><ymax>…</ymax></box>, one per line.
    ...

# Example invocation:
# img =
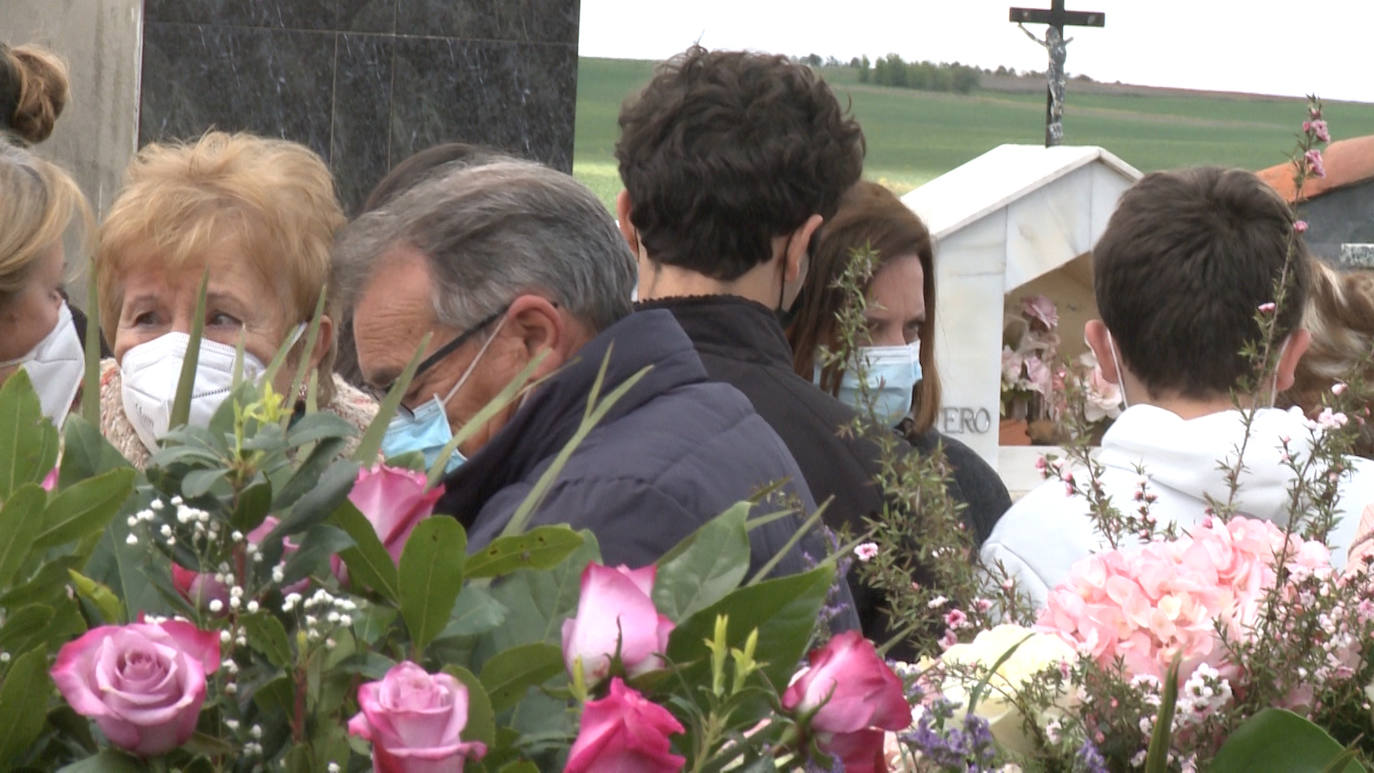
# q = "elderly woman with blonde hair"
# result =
<box><xmin>95</xmin><ymin>131</ymin><xmax>376</xmax><ymax>466</ymax></box>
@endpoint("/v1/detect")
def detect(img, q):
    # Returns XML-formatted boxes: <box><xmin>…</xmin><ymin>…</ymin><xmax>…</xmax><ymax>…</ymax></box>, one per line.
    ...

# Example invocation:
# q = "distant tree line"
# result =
<box><xmin>854</xmin><ymin>54</ymin><xmax>981</xmax><ymax>94</ymax></box>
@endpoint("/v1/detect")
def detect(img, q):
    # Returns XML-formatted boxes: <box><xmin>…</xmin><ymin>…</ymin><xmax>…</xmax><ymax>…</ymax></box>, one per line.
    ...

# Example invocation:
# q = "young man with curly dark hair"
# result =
<box><xmin>616</xmin><ymin>46</ymin><xmax>981</xmax><ymax>656</ymax></box>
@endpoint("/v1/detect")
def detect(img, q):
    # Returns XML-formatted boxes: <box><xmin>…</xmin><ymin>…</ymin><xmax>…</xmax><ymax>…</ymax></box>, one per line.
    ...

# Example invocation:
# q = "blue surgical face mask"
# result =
<box><xmin>380</xmin><ymin>313</ymin><xmax>506</xmax><ymax>475</ymax></box>
<box><xmin>827</xmin><ymin>340</ymin><xmax>923</xmax><ymax>424</ymax></box>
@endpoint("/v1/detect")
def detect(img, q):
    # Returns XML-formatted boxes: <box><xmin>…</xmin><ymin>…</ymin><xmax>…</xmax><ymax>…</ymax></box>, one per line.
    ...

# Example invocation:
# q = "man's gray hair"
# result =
<box><xmin>335</xmin><ymin>159</ymin><xmax>636</xmax><ymax>333</ymax></box>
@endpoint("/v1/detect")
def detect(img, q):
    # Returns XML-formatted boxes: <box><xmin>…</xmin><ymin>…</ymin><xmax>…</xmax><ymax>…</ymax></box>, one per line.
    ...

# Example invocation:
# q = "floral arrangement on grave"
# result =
<box><xmin>1001</xmin><ymin>295</ymin><xmax>1122</xmax><ymax>445</ymax></box>
<box><xmin>861</xmin><ymin>97</ymin><xmax>1374</xmax><ymax>772</ymax></box>
<box><xmin>0</xmin><ymin>291</ymin><xmax>914</xmax><ymax>771</ymax></box>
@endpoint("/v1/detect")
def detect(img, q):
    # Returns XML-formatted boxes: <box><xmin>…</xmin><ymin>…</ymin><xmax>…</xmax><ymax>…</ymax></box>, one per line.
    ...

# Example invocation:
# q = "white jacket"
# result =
<box><xmin>981</xmin><ymin>404</ymin><xmax>1374</xmax><ymax>608</ymax></box>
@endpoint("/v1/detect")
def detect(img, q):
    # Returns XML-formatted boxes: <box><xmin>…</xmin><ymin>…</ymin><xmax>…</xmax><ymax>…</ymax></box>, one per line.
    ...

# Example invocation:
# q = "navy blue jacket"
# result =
<box><xmin>436</xmin><ymin>310</ymin><xmax>855</xmax><ymax>616</ymax></box>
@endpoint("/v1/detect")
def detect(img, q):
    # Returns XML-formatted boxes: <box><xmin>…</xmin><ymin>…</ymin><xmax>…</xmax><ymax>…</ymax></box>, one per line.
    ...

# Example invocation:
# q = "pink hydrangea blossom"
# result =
<box><xmin>1039</xmin><ymin>517</ymin><xmax>1331</xmax><ymax>681</ymax></box>
<box><xmin>1305</xmin><ymin>148</ymin><xmax>1327</xmax><ymax>178</ymax></box>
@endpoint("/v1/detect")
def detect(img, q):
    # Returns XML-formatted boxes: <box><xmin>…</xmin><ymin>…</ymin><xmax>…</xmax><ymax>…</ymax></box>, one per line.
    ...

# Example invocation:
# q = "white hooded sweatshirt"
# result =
<box><xmin>981</xmin><ymin>404</ymin><xmax>1374</xmax><ymax>608</ymax></box>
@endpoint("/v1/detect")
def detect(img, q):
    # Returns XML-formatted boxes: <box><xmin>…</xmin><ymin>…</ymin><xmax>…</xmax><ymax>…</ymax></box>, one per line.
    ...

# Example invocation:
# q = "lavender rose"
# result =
<box><xmin>348</xmin><ymin>661</ymin><xmax>487</xmax><ymax>773</ymax></box>
<box><xmin>50</xmin><ymin>619</ymin><xmax>220</xmax><ymax>756</ymax></box>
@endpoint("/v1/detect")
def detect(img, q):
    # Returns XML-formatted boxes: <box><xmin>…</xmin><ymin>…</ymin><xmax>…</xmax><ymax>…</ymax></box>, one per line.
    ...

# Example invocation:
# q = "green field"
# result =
<box><xmin>574</xmin><ymin>57</ymin><xmax>1374</xmax><ymax>208</ymax></box>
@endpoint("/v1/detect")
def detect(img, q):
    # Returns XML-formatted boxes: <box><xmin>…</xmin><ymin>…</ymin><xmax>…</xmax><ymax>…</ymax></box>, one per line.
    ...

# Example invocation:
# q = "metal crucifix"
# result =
<box><xmin>1010</xmin><ymin>0</ymin><xmax>1105</xmax><ymax>146</ymax></box>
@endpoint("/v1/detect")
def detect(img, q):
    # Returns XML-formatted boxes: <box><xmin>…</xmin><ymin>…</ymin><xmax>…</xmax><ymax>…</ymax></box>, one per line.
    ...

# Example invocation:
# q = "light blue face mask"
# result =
<box><xmin>379</xmin><ymin>313</ymin><xmax>507</xmax><ymax>475</ymax></box>
<box><xmin>826</xmin><ymin>340</ymin><xmax>923</xmax><ymax>424</ymax></box>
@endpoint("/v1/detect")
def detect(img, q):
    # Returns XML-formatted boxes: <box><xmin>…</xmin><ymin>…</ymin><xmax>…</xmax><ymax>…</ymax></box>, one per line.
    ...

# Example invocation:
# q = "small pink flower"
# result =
<box><xmin>348</xmin><ymin>661</ymin><xmax>486</xmax><ymax>772</ymax></box>
<box><xmin>1035</xmin><ymin>455</ymin><xmax>1048</xmax><ymax>472</ymax></box>
<box><xmin>1294</xmin><ymin>220</ymin><xmax>1309</xmax><ymax>233</ymax></box>
<box><xmin>1060</xmin><ymin>467</ymin><xmax>1075</xmax><ymax>484</ymax></box>
<box><xmin>1307</xmin><ymin>119</ymin><xmax>1331</xmax><ymax>142</ymax></box>
<box><xmin>51</xmin><ymin>620</ymin><xmax>220</xmax><ymax>756</ymax></box>
<box><xmin>973</xmin><ymin>598</ymin><xmax>994</xmax><ymax>613</ymax></box>
<box><xmin>939</xmin><ymin>629</ymin><xmax>959</xmax><ymax>650</ymax></box>
<box><xmin>1022</xmin><ymin>294</ymin><xmax>1059</xmax><ymax>330</ymax></box>
<box><xmin>1317</xmin><ymin>408</ymin><xmax>1349</xmax><ymax>430</ymax></box>
<box><xmin>566</xmin><ymin>678</ymin><xmax>684</xmax><ymax>773</ymax></box>
<box><xmin>1333</xmin><ymin>382</ymin><xmax>1348</xmax><ymax>396</ymax></box>
<box><xmin>1306</xmin><ymin>148</ymin><xmax>1327</xmax><ymax>178</ymax></box>
<box><xmin>854</xmin><ymin>542</ymin><xmax>879</xmax><ymax>562</ymax></box>
<box><xmin>41</xmin><ymin>467</ymin><xmax>59</xmax><ymax>491</ymax></box>
<box><xmin>1258</xmin><ymin>302</ymin><xmax>1277</xmax><ymax>314</ymax></box>
<box><xmin>944</xmin><ymin>609</ymin><xmax>969</xmax><ymax>629</ymax></box>
<box><xmin>562</xmin><ymin>563</ymin><xmax>674</xmax><ymax>685</ymax></box>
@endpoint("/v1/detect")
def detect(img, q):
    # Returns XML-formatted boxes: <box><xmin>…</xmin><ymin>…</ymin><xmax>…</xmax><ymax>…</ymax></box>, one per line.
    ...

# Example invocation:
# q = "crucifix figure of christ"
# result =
<box><xmin>1009</xmin><ymin>0</ymin><xmax>1105</xmax><ymax>146</ymax></box>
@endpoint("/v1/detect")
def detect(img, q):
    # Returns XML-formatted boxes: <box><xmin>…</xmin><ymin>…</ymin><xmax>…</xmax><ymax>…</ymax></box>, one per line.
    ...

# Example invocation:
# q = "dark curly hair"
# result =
<box><xmin>615</xmin><ymin>46</ymin><xmax>865</xmax><ymax>280</ymax></box>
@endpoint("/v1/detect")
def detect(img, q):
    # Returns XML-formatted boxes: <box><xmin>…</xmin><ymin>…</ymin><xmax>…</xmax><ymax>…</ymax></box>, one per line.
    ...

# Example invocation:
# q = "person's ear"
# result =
<box><xmin>784</xmin><ymin>214</ymin><xmax>825</xmax><ymax>282</ymax></box>
<box><xmin>615</xmin><ymin>191</ymin><xmax>638</xmax><ymax>253</ymax></box>
<box><xmin>1274</xmin><ymin>328</ymin><xmax>1311</xmax><ymax>392</ymax></box>
<box><xmin>1084</xmin><ymin>319</ymin><xmax>1119</xmax><ymax>384</ymax></box>
<box><xmin>505</xmin><ymin>294</ymin><xmax>569</xmax><ymax>380</ymax></box>
<box><xmin>309</xmin><ymin>314</ymin><xmax>334</xmax><ymax>371</ymax></box>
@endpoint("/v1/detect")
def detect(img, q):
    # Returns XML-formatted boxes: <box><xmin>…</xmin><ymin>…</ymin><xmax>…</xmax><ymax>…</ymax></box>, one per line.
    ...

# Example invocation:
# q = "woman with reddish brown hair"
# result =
<box><xmin>788</xmin><ymin>180</ymin><xmax>1009</xmax><ymax>542</ymax></box>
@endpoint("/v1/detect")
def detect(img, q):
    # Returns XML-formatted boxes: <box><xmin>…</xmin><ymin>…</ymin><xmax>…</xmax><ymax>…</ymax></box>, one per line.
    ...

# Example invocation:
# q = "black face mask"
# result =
<box><xmin>774</xmin><ymin>230</ymin><xmax>819</xmax><ymax>328</ymax></box>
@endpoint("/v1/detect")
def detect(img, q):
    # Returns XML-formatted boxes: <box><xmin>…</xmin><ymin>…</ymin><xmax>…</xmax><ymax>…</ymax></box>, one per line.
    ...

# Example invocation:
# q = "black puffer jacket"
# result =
<box><xmin>436</xmin><ymin>309</ymin><xmax>860</xmax><ymax>631</ymax></box>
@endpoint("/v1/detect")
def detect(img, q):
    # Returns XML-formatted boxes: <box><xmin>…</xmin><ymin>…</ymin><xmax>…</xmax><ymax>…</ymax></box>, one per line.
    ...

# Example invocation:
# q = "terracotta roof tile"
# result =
<box><xmin>1258</xmin><ymin>134</ymin><xmax>1374</xmax><ymax>203</ymax></box>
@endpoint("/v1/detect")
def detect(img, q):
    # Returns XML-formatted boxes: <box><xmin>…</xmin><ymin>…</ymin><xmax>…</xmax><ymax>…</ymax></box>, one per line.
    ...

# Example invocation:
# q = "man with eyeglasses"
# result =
<box><xmin>335</xmin><ymin>158</ymin><xmax>858</xmax><ymax>612</ymax></box>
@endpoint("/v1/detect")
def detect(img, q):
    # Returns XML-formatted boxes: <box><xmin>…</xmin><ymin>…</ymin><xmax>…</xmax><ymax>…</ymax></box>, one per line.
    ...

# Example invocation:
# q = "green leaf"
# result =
<box><xmin>33</xmin><ymin>468</ymin><xmax>136</xmax><ymax>550</ymax></box>
<box><xmin>353</xmin><ymin>602</ymin><xmax>399</xmax><ymax>646</ymax></box>
<box><xmin>168</xmin><ymin>270</ymin><xmax>209</xmax><ymax>431</ymax></box>
<box><xmin>653</xmin><ymin>502</ymin><xmax>750</xmax><ymax>621</ymax></box>
<box><xmin>399</xmin><ymin>517</ymin><xmax>467</xmax><ymax>654</ymax></box>
<box><xmin>181</xmin><ymin>467</ymin><xmax>228</xmax><ymax>499</ymax></box>
<box><xmin>479</xmin><ymin>642</ymin><xmax>565</xmax><ymax>713</ymax></box>
<box><xmin>437</xmin><ymin>585</ymin><xmax>508</xmax><ymax>639</ymax></box>
<box><xmin>279</xmin><ymin>524</ymin><xmax>353</xmax><ymax>588</ymax></box>
<box><xmin>242</xmin><ymin>613</ymin><xmax>294</xmax><ymax>669</ymax></box>
<box><xmin>230</xmin><ymin>479</ymin><xmax>274</xmax><ymax>533</ymax></box>
<box><xmin>481</xmin><ymin>532</ymin><xmax>600</xmax><ymax>652</ymax></box>
<box><xmin>667</xmin><ymin>563</ymin><xmax>834</xmax><ymax>691</ymax></box>
<box><xmin>0</xmin><ymin>368</ymin><xmax>59</xmax><ymax>500</ymax></box>
<box><xmin>56</xmin><ymin>749</ymin><xmax>146</xmax><ymax>772</ymax></box>
<box><xmin>271</xmin><ymin>439</ymin><xmax>350</xmax><ymax>515</ymax></box>
<box><xmin>67</xmin><ymin>569</ymin><xmax>124</xmax><ymax>624</ymax></box>
<box><xmin>443</xmin><ymin>665</ymin><xmax>496</xmax><ymax>747</ymax></box>
<box><xmin>251</xmin><ymin>674</ymin><xmax>295</xmax><ymax>717</ymax></box>
<box><xmin>281</xmin><ymin>290</ymin><xmax>329</xmax><ymax>428</ymax></box>
<box><xmin>498</xmin><ymin>762</ymin><xmax>540</xmax><ymax>773</ymax></box>
<box><xmin>1145</xmin><ymin>657</ymin><xmax>1180</xmax><ymax>773</ymax></box>
<box><xmin>330</xmin><ymin>500</ymin><xmax>401</xmax><ymax>603</ymax></box>
<box><xmin>0</xmin><ymin>556</ymin><xmax>79</xmax><ymax>608</ymax></box>
<box><xmin>0</xmin><ymin>648</ymin><xmax>51</xmax><ymax>763</ymax></box>
<box><xmin>465</xmin><ymin>526</ymin><xmax>584</xmax><ymax>579</ymax></box>
<box><xmin>0</xmin><ymin>604</ymin><xmax>54</xmax><ymax>652</ymax></box>
<box><xmin>284</xmin><ymin>412</ymin><xmax>356</xmax><ymax>448</ymax></box>
<box><xmin>0</xmin><ymin>485</ymin><xmax>46</xmax><ymax>588</ymax></box>
<box><xmin>57</xmin><ymin>415</ymin><xmax>132</xmax><ymax>489</ymax></box>
<box><xmin>268</xmin><ymin>457</ymin><xmax>358</xmax><ymax>540</ymax></box>
<box><xmin>1211</xmin><ymin>708</ymin><xmax>1365</xmax><ymax>773</ymax></box>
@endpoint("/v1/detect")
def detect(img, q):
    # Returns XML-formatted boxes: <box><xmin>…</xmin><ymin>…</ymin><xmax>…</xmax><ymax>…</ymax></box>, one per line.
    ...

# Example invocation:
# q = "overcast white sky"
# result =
<box><xmin>580</xmin><ymin>0</ymin><xmax>1373</xmax><ymax>103</ymax></box>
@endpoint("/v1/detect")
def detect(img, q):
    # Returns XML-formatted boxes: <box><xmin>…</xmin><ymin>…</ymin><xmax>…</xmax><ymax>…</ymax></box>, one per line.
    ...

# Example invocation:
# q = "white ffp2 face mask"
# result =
<box><xmin>120</xmin><ymin>332</ymin><xmax>267</xmax><ymax>452</ymax></box>
<box><xmin>1</xmin><ymin>302</ymin><xmax>84</xmax><ymax>427</ymax></box>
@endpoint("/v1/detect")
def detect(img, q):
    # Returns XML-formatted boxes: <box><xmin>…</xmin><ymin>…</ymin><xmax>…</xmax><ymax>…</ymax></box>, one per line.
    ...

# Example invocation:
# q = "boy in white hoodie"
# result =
<box><xmin>981</xmin><ymin>166</ymin><xmax>1374</xmax><ymax>607</ymax></box>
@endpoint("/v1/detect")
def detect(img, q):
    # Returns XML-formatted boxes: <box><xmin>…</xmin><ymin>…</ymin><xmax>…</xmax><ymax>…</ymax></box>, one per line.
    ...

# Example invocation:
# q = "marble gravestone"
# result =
<box><xmin>901</xmin><ymin>144</ymin><xmax>1141</xmax><ymax>495</ymax></box>
<box><xmin>1257</xmin><ymin>135</ymin><xmax>1374</xmax><ymax>271</ymax></box>
<box><xmin>140</xmin><ymin>0</ymin><xmax>581</xmax><ymax>214</ymax></box>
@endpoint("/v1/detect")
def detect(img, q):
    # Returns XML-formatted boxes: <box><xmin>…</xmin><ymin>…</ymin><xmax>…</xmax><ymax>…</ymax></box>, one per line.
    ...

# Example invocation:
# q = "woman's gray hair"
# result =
<box><xmin>334</xmin><ymin>159</ymin><xmax>636</xmax><ymax>333</ymax></box>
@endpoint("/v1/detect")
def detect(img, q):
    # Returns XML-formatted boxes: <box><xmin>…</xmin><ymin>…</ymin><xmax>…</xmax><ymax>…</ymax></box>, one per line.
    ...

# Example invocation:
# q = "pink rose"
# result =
<box><xmin>562</xmin><ymin>563</ymin><xmax>674</xmax><ymax>684</ymax></box>
<box><xmin>782</xmin><ymin>630</ymin><xmax>911</xmax><ymax>772</ymax></box>
<box><xmin>348</xmin><ymin>661</ymin><xmax>487</xmax><ymax>773</ymax></box>
<box><xmin>565</xmin><ymin>678</ymin><xmax>685</xmax><ymax>773</ymax></box>
<box><xmin>334</xmin><ymin>465</ymin><xmax>443</xmax><ymax>583</ymax></box>
<box><xmin>171</xmin><ymin>516</ymin><xmax>302</xmax><ymax>609</ymax></box>
<box><xmin>51</xmin><ymin>620</ymin><xmax>220</xmax><ymax>756</ymax></box>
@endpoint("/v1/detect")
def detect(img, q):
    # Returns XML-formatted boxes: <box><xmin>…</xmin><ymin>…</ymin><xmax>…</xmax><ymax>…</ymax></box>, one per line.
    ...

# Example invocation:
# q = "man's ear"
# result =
<box><xmin>783</xmin><ymin>215</ymin><xmax>825</xmax><ymax>282</ymax></box>
<box><xmin>1084</xmin><ymin>319</ymin><xmax>1119</xmax><ymax>384</ymax></box>
<box><xmin>505</xmin><ymin>294</ymin><xmax>570</xmax><ymax>379</ymax></box>
<box><xmin>309</xmin><ymin>315</ymin><xmax>334</xmax><ymax>371</ymax></box>
<box><xmin>1275</xmin><ymin>328</ymin><xmax>1312</xmax><ymax>392</ymax></box>
<box><xmin>615</xmin><ymin>190</ymin><xmax>638</xmax><ymax>253</ymax></box>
